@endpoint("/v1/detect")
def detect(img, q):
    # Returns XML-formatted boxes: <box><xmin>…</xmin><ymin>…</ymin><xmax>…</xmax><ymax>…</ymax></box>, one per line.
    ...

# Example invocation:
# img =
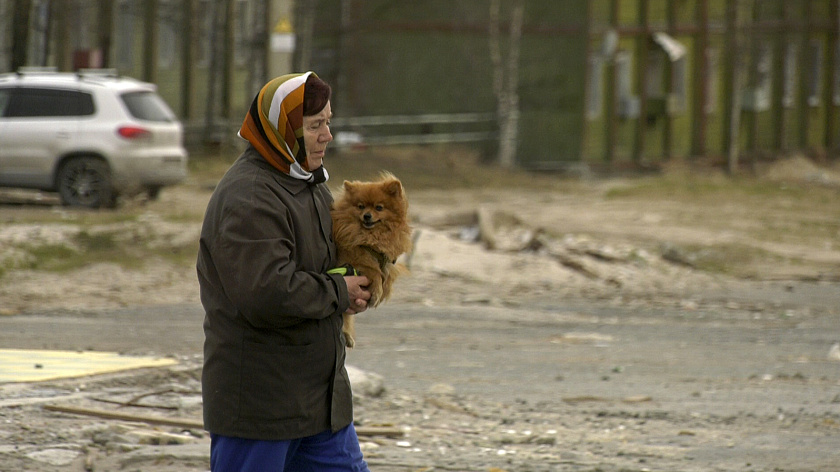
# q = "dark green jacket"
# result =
<box><xmin>197</xmin><ymin>145</ymin><xmax>352</xmax><ymax>440</ymax></box>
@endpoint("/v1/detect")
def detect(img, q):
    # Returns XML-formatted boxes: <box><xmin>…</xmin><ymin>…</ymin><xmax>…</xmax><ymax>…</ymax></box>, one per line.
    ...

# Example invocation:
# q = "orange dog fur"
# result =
<box><xmin>331</xmin><ymin>172</ymin><xmax>412</xmax><ymax>347</ymax></box>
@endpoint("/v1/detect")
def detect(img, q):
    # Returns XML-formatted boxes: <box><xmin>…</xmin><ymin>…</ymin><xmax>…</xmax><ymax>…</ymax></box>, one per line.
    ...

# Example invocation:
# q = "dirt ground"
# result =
<box><xmin>0</xmin><ymin>153</ymin><xmax>838</xmax><ymax>471</ymax></box>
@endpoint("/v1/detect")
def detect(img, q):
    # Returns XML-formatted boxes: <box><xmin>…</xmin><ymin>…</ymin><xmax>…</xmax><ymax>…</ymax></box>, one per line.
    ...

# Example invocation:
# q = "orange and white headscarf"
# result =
<box><xmin>239</xmin><ymin>71</ymin><xmax>328</xmax><ymax>183</ymax></box>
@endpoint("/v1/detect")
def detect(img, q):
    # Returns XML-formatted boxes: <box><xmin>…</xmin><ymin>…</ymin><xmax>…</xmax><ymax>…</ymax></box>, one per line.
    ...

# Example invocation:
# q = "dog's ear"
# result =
<box><xmin>385</xmin><ymin>179</ymin><xmax>403</xmax><ymax>197</ymax></box>
<box><xmin>343</xmin><ymin>180</ymin><xmax>355</xmax><ymax>193</ymax></box>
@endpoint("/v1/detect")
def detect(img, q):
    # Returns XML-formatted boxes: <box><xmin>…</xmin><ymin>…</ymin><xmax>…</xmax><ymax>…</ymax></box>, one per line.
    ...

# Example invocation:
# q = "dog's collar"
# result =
<box><xmin>361</xmin><ymin>245</ymin><xmax>395</xmax><ymax>271</ymax></box>
<box><xmin>327</xmin><ymin>264</ymin><xmax>359</xmax><ymax>276</ymax></box>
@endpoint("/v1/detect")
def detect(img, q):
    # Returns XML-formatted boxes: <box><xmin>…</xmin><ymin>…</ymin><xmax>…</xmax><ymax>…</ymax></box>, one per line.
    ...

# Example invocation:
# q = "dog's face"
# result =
<box><xmin>340</xmin><ymin>177</ymin><xmax>408</xmax><ymax>234</ymax></box>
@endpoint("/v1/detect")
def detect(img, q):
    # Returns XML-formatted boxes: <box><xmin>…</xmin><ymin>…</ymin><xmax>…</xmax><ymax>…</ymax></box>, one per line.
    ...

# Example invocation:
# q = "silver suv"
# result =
<box><xmin>0</xmin><ymin>68</ymin><xmax>188</xmax><ymax>208</ymax></box>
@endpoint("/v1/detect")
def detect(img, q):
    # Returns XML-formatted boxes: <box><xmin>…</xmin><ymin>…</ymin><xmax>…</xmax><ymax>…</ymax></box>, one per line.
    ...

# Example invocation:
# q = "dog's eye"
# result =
<box><xmin>375</xmin><ymin>205</ymin><xmax>384</xmax><ymax>211</ymax></box>
<box><xmin>357</xmin><ymin>203</ymin><xmax>365</xmax><ymax>210</ymax></box>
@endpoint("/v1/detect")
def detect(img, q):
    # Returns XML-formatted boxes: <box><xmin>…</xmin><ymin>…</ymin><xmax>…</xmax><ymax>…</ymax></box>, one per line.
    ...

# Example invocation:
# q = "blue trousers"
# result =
<box><xmin>210</xmin><ymin>424</ymin><xmax>369</xmax><ymax>472</ymax></box>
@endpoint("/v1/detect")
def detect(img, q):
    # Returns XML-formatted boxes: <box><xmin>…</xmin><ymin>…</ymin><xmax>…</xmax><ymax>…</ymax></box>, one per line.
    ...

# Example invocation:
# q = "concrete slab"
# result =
<box><xmin>0</xmin><ymin>348</ymin><xmax>177</xmax><ymax>383</ymax></box>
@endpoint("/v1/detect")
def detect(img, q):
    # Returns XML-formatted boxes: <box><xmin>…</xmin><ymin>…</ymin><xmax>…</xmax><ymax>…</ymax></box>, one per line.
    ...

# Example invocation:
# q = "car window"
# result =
<box><xmin>0</xmin><ymin>88</ymin><xmax>10</xmax><ymax>116</ymax></box>
<box><xmin>120</xmin><ymin>91</ymin><xmax>175</xmax><ymax>122</ymax></box>
<box><xmin>4</xmin><ymin>88</ymin><xmax>95</xmax><ymax>117</ymax></box>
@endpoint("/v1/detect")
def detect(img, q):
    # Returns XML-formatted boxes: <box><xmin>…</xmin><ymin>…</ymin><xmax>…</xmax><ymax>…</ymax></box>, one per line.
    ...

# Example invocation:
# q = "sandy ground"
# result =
<box><xmin>1</xmin><ymin>155</ymin><xmax>839</xmax><ymax>314</ymax></box>
<box><xmin>0</xmin><ymin>155</ymin><xmax>839</xmax><ymax>471</ymax></box>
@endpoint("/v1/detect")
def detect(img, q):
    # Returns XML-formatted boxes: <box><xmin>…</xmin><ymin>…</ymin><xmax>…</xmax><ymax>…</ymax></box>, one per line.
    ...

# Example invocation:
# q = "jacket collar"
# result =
<box><xmin>243</xmin><ymin>145</ymin><xmax>310</xmax><ymax>195</ymax></box>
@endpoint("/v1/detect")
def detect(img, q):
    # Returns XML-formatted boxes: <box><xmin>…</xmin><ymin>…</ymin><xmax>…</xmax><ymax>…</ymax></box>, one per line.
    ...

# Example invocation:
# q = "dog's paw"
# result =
<box><xmin>344</xmin><ymin>332</ymin><xmax>356</xmax><ymax>348</ymax></box>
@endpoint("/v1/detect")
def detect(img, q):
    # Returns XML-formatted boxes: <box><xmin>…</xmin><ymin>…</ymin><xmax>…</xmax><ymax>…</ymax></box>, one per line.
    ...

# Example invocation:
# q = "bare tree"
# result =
<box><xmin>181</xmin><ymin>0</ymin><xmax>197</xmax><ymax>120</ymax></box>
<box><xmin>51</xmin><ymin>0</ymin><xmax>71</xmax><ymax>71</ymax></box>
<box><xmin>222</xmin><ymin>0</ymin><xmax>234</xmax><ymax>120</ymax></box>
<box><xmin>11</xmin><ymin>0</ymin><xmax>32</xmax><ymax>71</ymax></box>
<box><xmin>142</xmin><ymin>0</ymin><xmax>159</xmax><ymax>83</ymax></box>
<box><xmin>489</xmin><ymin>0</ymin><xmax>524</xmax><ymax>168</ymax></box>
<box><xmin>97</xmin><ymin>0</ymin><xmax>114</xmax><ymax>68</ymax></box>
<box><xmin>248</xmin><ymin>0</ymin><xmax>270</xmax><ymax>98</ymax></box>
<box><xmin>725</xmin><ymin>0</ymin><xmax>742</xmax><ymax>174</ymax></box>
<box><xmin>205</xmin><ymin>0</ymin><xmax>224</xmax><ymax>142</ymax></box>
<box><xmin>294</xmin><ymin>0</ymin><xmax>316</xmax><ymax>72</ymax></box>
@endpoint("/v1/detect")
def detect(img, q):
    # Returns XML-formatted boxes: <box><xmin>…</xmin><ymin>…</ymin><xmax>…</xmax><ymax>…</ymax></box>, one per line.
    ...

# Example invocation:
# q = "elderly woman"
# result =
<box><xmin>197</xmin><ymin>72</ymin><xmax>371</xmax><ymax>471</ymax></box>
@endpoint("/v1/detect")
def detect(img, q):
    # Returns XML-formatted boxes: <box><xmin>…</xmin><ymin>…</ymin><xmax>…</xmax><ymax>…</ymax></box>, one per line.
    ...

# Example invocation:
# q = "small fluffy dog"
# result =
<box><xmin>331</xmin><ymin>172</ymin><xmax>412</xmax><ymax>347</ymax></box>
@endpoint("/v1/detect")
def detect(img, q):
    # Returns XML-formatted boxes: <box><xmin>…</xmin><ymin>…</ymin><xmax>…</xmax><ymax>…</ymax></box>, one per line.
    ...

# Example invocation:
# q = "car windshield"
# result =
<box><xmin>120</xmin><ymin>91</ymin><xmax>176</xmax><ymax>122</ymax></box>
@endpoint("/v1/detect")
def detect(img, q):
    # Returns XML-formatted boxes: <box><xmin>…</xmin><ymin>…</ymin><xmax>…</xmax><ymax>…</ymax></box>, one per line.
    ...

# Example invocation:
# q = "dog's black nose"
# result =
<box><xmin>363</xmin><ymin>213</ymin><xmax>372</xmax><ymax>221</ymax></box>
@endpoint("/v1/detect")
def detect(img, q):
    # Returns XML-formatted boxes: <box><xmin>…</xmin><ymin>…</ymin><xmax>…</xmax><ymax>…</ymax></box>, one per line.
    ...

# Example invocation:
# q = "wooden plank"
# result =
<box><xmin>43</xmin><ymin>404</ymin><xmax>203</xmax><ymax>429</ymax></box>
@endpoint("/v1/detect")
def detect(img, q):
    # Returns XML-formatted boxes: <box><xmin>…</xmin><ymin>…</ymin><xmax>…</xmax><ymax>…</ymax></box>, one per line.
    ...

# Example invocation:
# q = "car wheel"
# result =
<box><xmin>145</xmin><ymin>186</ymin><xmax>162</xmax><ymax>200</ymax></box>
<box><xmin>57</xmin><ymin>157</ymin><xmax>116</xmax><ymax>208</ymax></box>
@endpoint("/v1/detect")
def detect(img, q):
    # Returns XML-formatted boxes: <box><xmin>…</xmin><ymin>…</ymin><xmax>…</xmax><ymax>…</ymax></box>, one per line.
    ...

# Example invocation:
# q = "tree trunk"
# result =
<box><xmin>337</xmin><ymin>0</ymin><xmax>356</xmax><ymax>113</ymax></box>
<box><xmin>294</xmin><ymin>0</ymin><xmax>316</xmax><ymax>71</ymax></box>
<box><xmin>142</xmin><ymin>0</ymin><xmax>159</xmax><ymax>83</ymax></box>
<box><xmin>181</xmin><ymin>0</ymin><xmax>196</xmax><ymax>120</ymax></box>
<box><xmin>97</xmin><ymin>0</ymin><xmax>114</xmax><ymax>68</ymax></box>
<box><xmin>489</xmin><ymin>0</ymin><xmax>524</xmax><ymax>168</ymax></box>
<box><xmin>205</xmin><ymin>0</ymin><xmax>223</xmax><ymax>143</ymax></box>
<box><xmin>247</xmin><ymin>0</ymin><xmax>270</xmax><ymax>97</ymax></box>
<box><xmin>11</xmin><ymin>0</ymin><xmax>32</xmax><ymax>71</ymax></box>
<box><xmin>725</xmin><ymin>0</ymin><xmax>741</xmax><ymax>174</ymax></box>
<box><xmin>222</xmin><ymin>0</ymin><xmax>234</xmax><ymax>121</ymax></box>
<box><xmin>51</xmin><ymin>0</ymin><xmax>71</xmax><ymax>71</ymax></box>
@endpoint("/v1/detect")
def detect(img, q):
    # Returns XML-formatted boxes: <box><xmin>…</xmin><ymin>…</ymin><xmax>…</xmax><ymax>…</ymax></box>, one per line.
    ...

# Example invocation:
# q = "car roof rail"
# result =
<box><xmin>16</xmin><ymin>66</ymin><xmax>59</xmax><ymax>76</ymax></box>
<box><xmin>76</xmin><ymin>68</ymin><xmax>120</xmax><ymax>79</ymax></box>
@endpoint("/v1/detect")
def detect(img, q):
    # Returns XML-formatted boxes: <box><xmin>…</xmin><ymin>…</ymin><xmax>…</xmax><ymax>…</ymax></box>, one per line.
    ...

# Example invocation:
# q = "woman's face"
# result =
<box><xmin>302</xmin><ymin>101</ymin><xmax>333</xmax><ymax>171</ymax></box>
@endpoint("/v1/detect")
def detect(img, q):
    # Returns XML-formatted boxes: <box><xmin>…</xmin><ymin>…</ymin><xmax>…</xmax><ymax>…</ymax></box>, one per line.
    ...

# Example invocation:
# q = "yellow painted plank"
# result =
<box><xmin>0</xmin><ymin>349</ymin><xmax>177</xmax><ymax>383</ymax></box>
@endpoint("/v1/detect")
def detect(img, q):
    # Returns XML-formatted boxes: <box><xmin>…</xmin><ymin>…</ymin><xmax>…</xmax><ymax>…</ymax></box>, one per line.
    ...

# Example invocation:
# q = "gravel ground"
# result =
<box><xmin>0</xmin><ymin>156</ymin><xmax>838</xmax><ymax>471</ymax></box>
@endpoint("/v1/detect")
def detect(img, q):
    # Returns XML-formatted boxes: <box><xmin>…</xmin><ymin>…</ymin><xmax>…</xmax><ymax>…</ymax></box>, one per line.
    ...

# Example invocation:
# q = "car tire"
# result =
<box><xmin>145</xmin><ymin>186</ymin><xmax>162</xmax><ymax>200</ymax></box>
<box><xmin>57</xmin><ymin>157</ymin><xmax>116</xmax><ymax>209</ymax></box>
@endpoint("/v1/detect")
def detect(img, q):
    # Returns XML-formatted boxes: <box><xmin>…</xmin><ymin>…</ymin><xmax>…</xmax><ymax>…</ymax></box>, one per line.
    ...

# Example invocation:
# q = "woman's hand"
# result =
<box><xmin>344</xmin><ymin>275</ymin><xmax>371</xmax><ymax>314</ymax></box>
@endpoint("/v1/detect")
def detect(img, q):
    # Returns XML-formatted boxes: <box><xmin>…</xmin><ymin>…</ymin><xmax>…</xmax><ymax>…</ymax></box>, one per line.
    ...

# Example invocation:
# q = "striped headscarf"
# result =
<box><xmin>239</xmin><ymin>71</ymin><xmax>328</xmax><ymax>183</ymax></box>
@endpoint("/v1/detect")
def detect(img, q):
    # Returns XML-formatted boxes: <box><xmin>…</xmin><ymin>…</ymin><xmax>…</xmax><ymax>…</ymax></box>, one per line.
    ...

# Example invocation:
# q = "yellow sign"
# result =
<box><xmin>0</xmin><ymin>349</ymin><xmax>177</xmax><ymax>383</ymax></box>
<box><xmin>275</xmin><ymin>17</ymin><xmax>293</xmax><ymax>34</ymax></box>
